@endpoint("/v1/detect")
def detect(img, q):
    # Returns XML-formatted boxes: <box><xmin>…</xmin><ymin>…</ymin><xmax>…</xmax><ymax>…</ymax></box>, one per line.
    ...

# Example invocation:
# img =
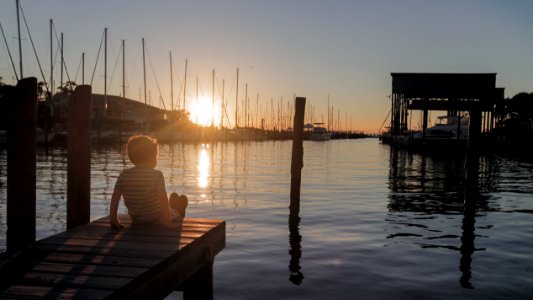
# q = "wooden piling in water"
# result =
<box><xmin>67</xmin><ymin>85</ymin><xmax>92</xmax><ymax>229</ymax></box>
<box><xmin>6</xmin><ymin>77</ymin><xmax>37</xmax><ymax>253</ymax></box>
<box><xmin>465</xmin><ymin>106</ymin><xmax>481</xmax><ymax>186</ymax></box>
<box><xmin>290</xmin><ymin>97</ymin><xmax>306</xmax><ymax>204</ymax></box>
<box><xmin>462</xmin><ymin>105</ymin><xmax>480</xmax><ymax>287</ymax></box>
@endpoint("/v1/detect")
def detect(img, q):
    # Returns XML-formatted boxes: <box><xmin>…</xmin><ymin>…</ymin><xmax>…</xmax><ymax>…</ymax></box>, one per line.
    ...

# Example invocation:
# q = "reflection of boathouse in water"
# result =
<box><xmin>384</xmin><ymin>73</ymin><xmax>505</xmax><ymax>150</ymax></box>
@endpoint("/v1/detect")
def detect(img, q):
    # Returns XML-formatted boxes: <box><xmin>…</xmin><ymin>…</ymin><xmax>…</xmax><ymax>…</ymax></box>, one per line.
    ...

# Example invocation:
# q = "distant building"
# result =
<box><xmin>52</xmin><ymin>92</ymin><xmax>189</xmax><ymax>131</ymax></box>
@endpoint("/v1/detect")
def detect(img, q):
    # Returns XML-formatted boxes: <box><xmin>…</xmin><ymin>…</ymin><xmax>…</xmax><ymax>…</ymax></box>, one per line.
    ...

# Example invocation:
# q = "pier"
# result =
<box><xmin>0</xmin><ymin>216</ymin><xmax>225</xmax><ymax>299</ymax></box>
<box><xmin>0</xmin><ymin>78</ymin><xmax>226</xmax><ymax>299</ymax></box>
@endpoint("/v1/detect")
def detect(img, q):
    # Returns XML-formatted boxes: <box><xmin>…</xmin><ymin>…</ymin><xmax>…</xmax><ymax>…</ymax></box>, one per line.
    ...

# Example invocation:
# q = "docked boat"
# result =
<box><xmin>413</xmin><ymin>115</ymin><xmax>469</xmax><ymax>140</ymax></box>
<box><xmin>308</xmin><ymin>123</ymin><xmax>332</xmax><ymax>141</ymax></box>
<box><xmin>383</xmin><ymin>114</ymin><xmax>470</xmax><ymax>150</ymax></box>
<box><xmin>0</xmin><ymin>129</ymin><xmax>55</xmax><ymax>146</ymax></box>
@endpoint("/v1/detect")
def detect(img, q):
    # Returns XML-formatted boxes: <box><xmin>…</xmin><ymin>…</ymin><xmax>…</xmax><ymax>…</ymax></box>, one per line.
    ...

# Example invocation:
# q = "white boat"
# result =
<box><xmin>414</xmin><ymin>115</ymin><xmax>469</xmax><ymax>140</ymax></box>
<box><xmin>308</xmin><ymin>123</ymin><xmax>332</xmax><ymax>141</ymax></box>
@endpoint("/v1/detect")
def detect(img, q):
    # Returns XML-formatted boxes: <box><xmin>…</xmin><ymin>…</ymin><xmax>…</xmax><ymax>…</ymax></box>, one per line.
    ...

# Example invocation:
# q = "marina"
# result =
<box><xmin>1</xmin><ymin>1</ymin><xmax>533</xmax><ymax>299</ymax></box>
<box><xmin>1</xmin><ymin>139</ymin><xmax>532</xmax><ymax>299</ymax></box>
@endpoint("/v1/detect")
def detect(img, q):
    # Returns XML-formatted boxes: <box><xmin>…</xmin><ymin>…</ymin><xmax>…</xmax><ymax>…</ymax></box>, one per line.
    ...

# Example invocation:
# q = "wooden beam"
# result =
<box><xmin>290</xmin><ymin>97</ymin><xmax>306</xmax><ymax>203</ymax></box>
<box><xmin>67</xmin><ymin>85</ymin><xmax>92</xmax><ymax>229</ymax></box>
<box><xmin>409</xmin><ymin>99</ymin><xmax>493</xmax><ymax>112</ymax></box>
<box><xmin>7</xmin><ymin>77</ymin><xmax>37</xmax><ymax>253</ymax></box>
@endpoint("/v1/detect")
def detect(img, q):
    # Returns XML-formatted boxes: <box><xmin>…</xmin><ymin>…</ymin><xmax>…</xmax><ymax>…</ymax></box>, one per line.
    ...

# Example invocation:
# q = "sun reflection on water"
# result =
<box><xmin>197</xmin><ymin>144</ymin><xmax>210</xmax><ymax>191</ymax></box>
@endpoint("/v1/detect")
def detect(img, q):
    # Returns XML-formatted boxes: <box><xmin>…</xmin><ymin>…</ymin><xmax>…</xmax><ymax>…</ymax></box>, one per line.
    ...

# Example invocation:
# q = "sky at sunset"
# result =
<box><xmin>1</xmin><ymin>0</ymin><xmax>532</xmax><ymax>132</ymax></box>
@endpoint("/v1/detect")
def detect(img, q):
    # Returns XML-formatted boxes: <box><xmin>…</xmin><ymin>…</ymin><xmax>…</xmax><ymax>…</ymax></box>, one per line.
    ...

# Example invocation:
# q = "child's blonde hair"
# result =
<box><xmin>126</xmin><ymin>135</ymin><xmax>159</xmax><ymax>165</ymax></box>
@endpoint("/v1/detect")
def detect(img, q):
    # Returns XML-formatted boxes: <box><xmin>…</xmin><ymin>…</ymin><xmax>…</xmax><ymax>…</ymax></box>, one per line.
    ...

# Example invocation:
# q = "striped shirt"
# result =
<box><xmin>114</xmin><ymin>166</ymin><xmax>167</xmax><ymax>224</ymax></box>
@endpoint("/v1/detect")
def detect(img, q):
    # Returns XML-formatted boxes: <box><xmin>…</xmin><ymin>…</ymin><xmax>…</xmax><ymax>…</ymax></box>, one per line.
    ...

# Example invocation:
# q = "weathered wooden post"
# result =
<box><xmin>6</xmin><ymin>77</ymin><xmax>37</xmax><ymax>253</ymax></box>
<box><xmin>465</xmin><ymin>105</ymin><xmax>481</xmax><ymax>195</ymax></box>
<box><xmin>461</xmin><ymin>104</ymin><xmax>481</xmax><ymax>288</ymax></box>
<box><xmin>290</xmin><ymin>97</ymin><xmax>306</xmax><ymax>205</ymax></box>
<box><xmin>287</xmin><ymin>97</ymin><xmax>306</xmax><ymax>286</ymax></box>
<box><xmin>67</xmin><ymin>85</ymin><xmax>92</xmax><ymax>229</ymax></box>
<box><xmin>182</xmin><ymin>260</ymin><xmax>214</xmax><ymax>300</ymax></box>
<box><xmin>461</xmin><ymin>105</ymin><xmax>480</xmax><ymax>289</ymax></box>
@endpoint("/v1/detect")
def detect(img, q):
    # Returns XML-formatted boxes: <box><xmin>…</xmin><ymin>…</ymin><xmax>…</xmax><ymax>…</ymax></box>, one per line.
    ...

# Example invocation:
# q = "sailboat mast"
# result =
<box><xmin>195</xmin><ymin>76</ymin><xmax>199</xmax><ymax>124</ymax></box>
<box><xmin>326</xmin><ymin>94</ymin><xmax>331</xmax><ymax>128</ymax></box>
<box><xmin>142</xmin><ymin>38</ymin><xmax>147</xmax><ymax>106</ymax></box>
<box><xmin>235</xmin><ymin>68</ymin><xmax>239</xmax><ymax>128</ymax></box>
<box><xmin>120</xmin><ymin>39</ymin><xmax>125</xmax><ymax>144</ymax></box>
<box><xmin>104</xmin><ymin>28</ymin><xmax>107</xmax><ymax>112</ymax></box>
<box><xmin>142</xmin><ymin>37</ymin><xmax>148</xmax><ymax>127</ymax></box>
<box><xmin>268</xmin><ymin>97</ymin><xmax>274</xmax><ymax>129</ymax></box>
<box><xmin>82</xmin><ymin>52</ymin><xmax>84</xmax><ymax>85</ymax></box>
<box><xmin>60</xmin><ymin>33</ymin><xmax>64</xmax><ymax>88</ymax></box>
<box><xmin>49</xmin><ymin>19</ymin><xmax>53</xmax><ymax>102</ymax></box>
<box><xmin>245</xmin><ymin>83</ymin><xmax>248</xmax><ymax>127</ymax></box>
<box><xmin>0</xmin><ymin>21</ymin><xmax>18</xmax><ymax>80</ymax></box>
<box><xmin>170</xmin><ymin>51</ymin><xmax>173</xmax><ymax>111</ymax></box>
<box><xmin>256</xmin><ymin>93</ymin><xmax>259</xmax><ymax>128</ymax></box>
<box><xmin>220</xmin><ymin>79</ymin><xmax>224</xmax><ymax>129</ymax></box>
<box><xmin>183</xmin><ymin>59</ymin><xmax>187</xmax><ymax>111</ymax></box>
<box><xmin>212</xmin><ymin>69</ymin><xmax>215</xmax><ymax>127</ymax></box>
<box><xmin>122</xmin><ymin>39</ymin><xmax>125</xmax><ymax>99</ymax></box>
<box><xmin>16</xmin><ymin>0</ymin><xmax>23</xmax><ymax>78</ymax></box>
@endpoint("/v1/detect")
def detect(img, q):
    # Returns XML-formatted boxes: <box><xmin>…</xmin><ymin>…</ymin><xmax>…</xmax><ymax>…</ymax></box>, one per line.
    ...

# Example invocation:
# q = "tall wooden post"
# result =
<box><xmin>67</xmin><ymin>85</ymin><xmax>92</xmax><ymax>229</ymax></box>
<box><xmin>288</xmin><ymin>97</ymin><xmax>306</xmax><ymax>287</ymax></box>
<box><xmin>465</xmin><ymin>106</ymin><xmax>481</xmax><ymax>188</ymax></box>
<box><xmin>462</xmin><ymin>105</ymin><xmax>480</xmax><ymax>288</ymax></box>
<box><xmin>422</xmin><ymin>108</ymin><xmax>428</xmax><ymax>139</ymax></box>
<box><xmin>290</xmin><ymin>97</ymin><xmax>306</xmax><ymax>204</ymax></box>
<box><xmin>7</xmin><ymin>77</ymin><xmax>37</xmax><ymax>253</ymax></box>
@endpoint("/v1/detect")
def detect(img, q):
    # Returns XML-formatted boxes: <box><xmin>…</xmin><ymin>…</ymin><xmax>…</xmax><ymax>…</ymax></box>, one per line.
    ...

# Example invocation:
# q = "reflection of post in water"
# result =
<box><xmin>461</xmin><ymin>153</ymin><xmax>478</xmax><ymax>289</ymax></box>
<box><xmin>289</xmin><ymin>202</ymin><xmax>304</xmax><ymax>285</ymax></box>
<box><xmin>460</xmin><ymin>194</ymin><xmax>476</xmax><ymax>289</ymax></box>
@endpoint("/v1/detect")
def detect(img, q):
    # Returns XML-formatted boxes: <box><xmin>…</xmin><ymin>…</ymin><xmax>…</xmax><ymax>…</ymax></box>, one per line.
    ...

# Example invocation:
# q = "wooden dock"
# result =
<box><xmin>0</xmin><ymin>215</ymin><xmax>225</xmax><ymax>299</ymax></box>
<box><xmin>1</xmin><ymin>80</ymin><xmax>226</xmax><ymax>299</ymax></box>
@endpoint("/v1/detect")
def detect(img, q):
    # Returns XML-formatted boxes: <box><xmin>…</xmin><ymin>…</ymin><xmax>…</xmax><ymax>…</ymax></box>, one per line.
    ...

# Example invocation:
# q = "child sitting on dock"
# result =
<box><xmin>110</xmin><ymin>135</ymin><xmax>188</xmax><ymax>229</ymax></box>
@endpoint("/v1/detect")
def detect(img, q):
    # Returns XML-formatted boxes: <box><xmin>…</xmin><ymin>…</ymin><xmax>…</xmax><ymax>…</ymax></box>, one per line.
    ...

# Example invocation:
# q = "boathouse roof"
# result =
<box><xmin>391</xmin><ymin>73</ymin><xmax>501</xmax><ymax>100</ymax></box>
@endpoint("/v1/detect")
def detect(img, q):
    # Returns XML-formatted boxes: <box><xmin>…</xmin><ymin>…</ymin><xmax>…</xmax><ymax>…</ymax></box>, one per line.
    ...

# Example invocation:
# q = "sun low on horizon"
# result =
<box><xmin>188</xmin><ymin>96</ymin><xmax>222</xmax><ymax>127</ymax></box>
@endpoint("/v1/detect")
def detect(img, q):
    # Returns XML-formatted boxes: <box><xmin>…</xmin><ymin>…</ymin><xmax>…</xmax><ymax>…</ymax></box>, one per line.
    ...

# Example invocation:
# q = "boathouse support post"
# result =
<box><xmin>422</xmin><ymin>108</ymin><xmax>428</xmax><ymax>139</ymax></box>
<box><xmin>6</xmin><ymin>77</ymin><xmax>37</xmax><ymax>253</ymax></box>
<box><xmin>290</xmin><ymin>97</ymin><xmax>306</xmax><ymax>205</ymax></box>
<box><xmin>67</xmin><ymin>85</ymin><xmax>92</xmax><ymax>229</ymax></box>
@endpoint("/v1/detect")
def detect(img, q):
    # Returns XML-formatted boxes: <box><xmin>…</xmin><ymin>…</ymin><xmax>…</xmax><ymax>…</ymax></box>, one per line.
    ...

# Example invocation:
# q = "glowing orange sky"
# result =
<box><xmin>1</xmin><ymin>1</ymin><xmax>533</xmax><ymax>133</ymax></box>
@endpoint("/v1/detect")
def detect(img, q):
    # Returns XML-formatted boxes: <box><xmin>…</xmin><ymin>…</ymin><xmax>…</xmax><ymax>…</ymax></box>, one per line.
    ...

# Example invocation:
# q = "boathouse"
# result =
<box><xmin>389</xmin><ymin>73</ymin><xmax>504</xmax><ymax>139</ymax></box>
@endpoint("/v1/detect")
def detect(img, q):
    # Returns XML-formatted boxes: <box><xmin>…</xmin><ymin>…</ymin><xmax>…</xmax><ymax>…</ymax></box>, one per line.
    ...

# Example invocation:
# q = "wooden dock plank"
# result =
<box><xmin>0</xmin><ymin>214</ymin><xmax>226</xmax><ymax>299</ymax></box>
<box><xmin>1</xmin><ymin>270</ymin><xmax>131</xmax><ymax>290</ymax></box>
<box><xmin>0</xmin><ymin>260</ymin><xmax>145</xmax><ymax>278</ymax></box>
<box><xmin>0</xmin><ymin>284</ymin><xmax>112</xmax><ymax>300</ymax></box>
<box><xmin>30</xmin><ymin>243</ymin><xmax>180</xmax><ymax>260</ymax></box>
<box><xmin>46</xmin><ymin>229</ymin><xmax>202</xmax><ymax>244</ymax></box>
<box><xmin>6</xmin><ymin>250</ymin><xmax>163</xmax><ymax>268</ymax></box>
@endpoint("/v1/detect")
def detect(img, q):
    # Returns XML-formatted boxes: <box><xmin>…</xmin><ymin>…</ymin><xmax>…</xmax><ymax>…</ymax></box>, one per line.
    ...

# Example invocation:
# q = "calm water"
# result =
<box><xmin>1</xmin><ymin>139</ymin><xmax>532</xmax><ymax>299</ymax></box>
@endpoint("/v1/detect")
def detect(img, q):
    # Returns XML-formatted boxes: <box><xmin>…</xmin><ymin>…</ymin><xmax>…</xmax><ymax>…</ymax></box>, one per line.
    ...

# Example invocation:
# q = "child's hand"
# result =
<box><xmin>110</xmin><ymin>221</ymin><xmax>124</xmax><ymax>229</ymax></box>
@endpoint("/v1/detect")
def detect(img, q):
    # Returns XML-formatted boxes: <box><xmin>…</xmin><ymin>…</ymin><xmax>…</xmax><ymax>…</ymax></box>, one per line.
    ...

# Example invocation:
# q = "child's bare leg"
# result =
<box><xmin>169</xmin><ymin>192</ymin><xmax>188</xmax><ymax>219</ymax></box>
